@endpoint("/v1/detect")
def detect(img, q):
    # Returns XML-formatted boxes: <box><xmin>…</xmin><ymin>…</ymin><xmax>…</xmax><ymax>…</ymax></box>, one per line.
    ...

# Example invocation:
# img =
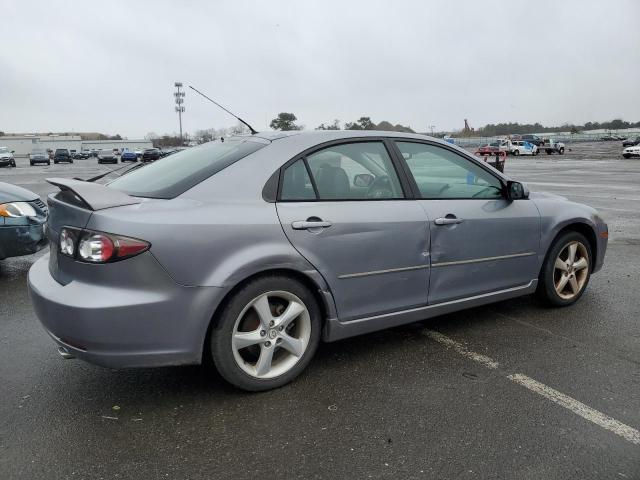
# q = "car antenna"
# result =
<box><xmin>188</xmin><ymin>85</ymin><xmax>258</xmax><ymax>135</ymax></box>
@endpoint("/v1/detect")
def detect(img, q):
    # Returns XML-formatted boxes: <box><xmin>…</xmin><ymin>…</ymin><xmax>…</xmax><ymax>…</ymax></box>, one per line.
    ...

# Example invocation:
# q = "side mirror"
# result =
<box><xmin>354</xmin><ymin>173</ymin><xmax>374</xmax><ymax>187</ymax></box>
<box><xmin>507</xmin><ymin>181</ymin><xmax>528</xmax><ymax>200</ymax></box>
<box><xmin>11</xmin><ymin>150</ymin><xmax>15</xmax><ymax>154</ymax></box>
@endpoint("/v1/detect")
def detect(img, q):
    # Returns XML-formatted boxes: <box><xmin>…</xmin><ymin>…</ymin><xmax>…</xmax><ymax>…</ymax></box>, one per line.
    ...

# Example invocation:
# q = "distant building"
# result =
<box><xmin>0</xmin><ymin>135</ymin><xmax>152</xmax><ymax>156</ymax></box>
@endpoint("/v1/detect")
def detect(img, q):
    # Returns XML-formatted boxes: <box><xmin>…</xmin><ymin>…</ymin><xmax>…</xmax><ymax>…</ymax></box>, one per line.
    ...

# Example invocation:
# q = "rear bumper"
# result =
<box><xmin>0</xmin><ymin>223</ymin><xmax>47</xmax><ymax>260</ymax></box>
<box><xmin>28</xmin><ymin>253</ymin><xmax>225</xmax><ymax>368</ymax></box>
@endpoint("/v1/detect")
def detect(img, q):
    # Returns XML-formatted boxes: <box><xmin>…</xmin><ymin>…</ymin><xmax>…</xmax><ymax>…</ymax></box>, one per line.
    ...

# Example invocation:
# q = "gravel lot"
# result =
<box><xmin>1</xmin><ymin>142</ymin><xmax>638</xmax><ymax>479</ymax></box>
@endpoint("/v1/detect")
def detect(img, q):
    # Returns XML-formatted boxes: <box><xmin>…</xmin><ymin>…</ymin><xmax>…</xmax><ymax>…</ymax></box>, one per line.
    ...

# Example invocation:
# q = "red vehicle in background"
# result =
<box><xmin>475</xmin><ymin>141</ymin><xmax>509</xmax><ymax>172</ymax></box>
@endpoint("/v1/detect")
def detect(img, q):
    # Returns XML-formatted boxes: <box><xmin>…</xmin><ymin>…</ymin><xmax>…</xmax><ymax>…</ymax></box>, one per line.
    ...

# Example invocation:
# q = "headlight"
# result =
<box><xmin>0</xmin><ymin>202</ymin><xmax>37</xmax><ymax>218</ymax></box>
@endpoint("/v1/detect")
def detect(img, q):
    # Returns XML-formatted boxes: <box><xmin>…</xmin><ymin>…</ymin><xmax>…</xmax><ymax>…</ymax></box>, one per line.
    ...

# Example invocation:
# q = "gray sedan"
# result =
<box><xmin>28</xmin><ymin>131</ymin><xmax>608</xmax><ymax>391</ymax></box>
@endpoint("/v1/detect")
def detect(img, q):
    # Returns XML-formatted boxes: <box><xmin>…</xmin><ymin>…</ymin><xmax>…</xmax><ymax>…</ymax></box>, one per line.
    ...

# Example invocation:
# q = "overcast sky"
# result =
<box><xmin>2</xmin><ymin>0</ymin><xmax>639</xmax><ymax>138</ymax></box>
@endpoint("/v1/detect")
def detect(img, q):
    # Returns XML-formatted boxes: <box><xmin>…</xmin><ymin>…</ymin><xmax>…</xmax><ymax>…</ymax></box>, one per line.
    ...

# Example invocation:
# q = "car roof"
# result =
<box><xmin>231</xmin><ymin>129</ymin><xmax>453</xmax><ymax>152</ymax></box>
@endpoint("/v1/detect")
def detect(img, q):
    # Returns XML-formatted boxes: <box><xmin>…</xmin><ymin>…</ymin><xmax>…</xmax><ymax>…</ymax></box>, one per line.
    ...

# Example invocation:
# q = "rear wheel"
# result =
<box><xmin>559</xmin><ymin>147</ymin><xmax>565</xmax><ymax>155</ymax></box>
<box><xmin>537</xmin><ymin>231</ymin><xmax>592</xmax><ymax>307</ymax></box>
<box><xmin>546</xmin><ymin>149</ymin><xmax>552</xmax><ymax>155</ymax></box>
<box><xmin>210</xmin><ymin>275</ymin><xmax>321</xmax><ymax>391</ymax></box>
<box><xmin>513</xmin><ymin>150</ymin><xmax>519</xmax><ymax>156</ymax></box>
<box><xmin>623</xmin><ymin>154</ymin><xmax>631</xmax><ymax>159</ymax></box>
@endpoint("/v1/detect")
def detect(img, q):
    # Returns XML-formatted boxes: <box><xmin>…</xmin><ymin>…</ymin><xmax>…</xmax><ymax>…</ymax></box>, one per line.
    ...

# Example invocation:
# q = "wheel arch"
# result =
<box><xmin>544</xmin><ymin>221</ymin><xmax>598</xmax><ymax>271</ymax></box>
<box><xmin>201</xmin><ymin>267</ymin><xmax>336</xmax><ymax>363</ymax></box>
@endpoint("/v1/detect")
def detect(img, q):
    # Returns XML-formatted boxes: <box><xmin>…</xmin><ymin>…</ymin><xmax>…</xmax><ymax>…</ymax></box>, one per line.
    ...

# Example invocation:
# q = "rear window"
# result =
<box><xmin>107</xmin><ymin>139</ymin><xmax>266</xmax><ymax>199</ymax></box>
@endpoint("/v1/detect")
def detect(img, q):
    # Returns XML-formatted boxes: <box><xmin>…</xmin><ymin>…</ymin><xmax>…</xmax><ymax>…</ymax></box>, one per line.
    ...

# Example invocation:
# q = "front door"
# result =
<box><xmin>276</xmin><ymin>140</ymin><xmax>431</xmax><ymax>321</ymax></box>
<box><xmin>393</xmin><ymin>140</ymin><xmax>541</xmax><ymax>304</ymax></box>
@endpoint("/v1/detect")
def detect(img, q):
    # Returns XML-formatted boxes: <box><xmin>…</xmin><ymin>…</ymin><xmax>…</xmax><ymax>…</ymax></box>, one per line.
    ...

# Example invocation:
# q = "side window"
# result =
<box><xmin>280</xmin><ymin>159</ymin><xmax>316</xmax><ymax>200</ymax></box>
<box><xmin>396</xmin><ymin>142</ymin><xmax>503</xmax><ymax>199</ymax></box>
<box><xmin>304</xmin><ymin>142</ymin><xmax>404</xmax><ymax>200</ymax></box>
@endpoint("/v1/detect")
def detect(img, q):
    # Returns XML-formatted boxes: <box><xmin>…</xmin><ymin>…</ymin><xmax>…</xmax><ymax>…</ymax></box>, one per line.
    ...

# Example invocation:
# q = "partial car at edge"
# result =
<box><xmin>0</xmin><ymin>182</ymin><xmax>48</xmax><ymax>260</ymax></box>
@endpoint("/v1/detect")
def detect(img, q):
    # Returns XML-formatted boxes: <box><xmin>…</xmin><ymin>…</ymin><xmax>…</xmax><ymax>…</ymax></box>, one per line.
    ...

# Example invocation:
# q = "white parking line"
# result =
<box><xmin>423</xmin><ymin>329</ymin><xmax>640</xmax><ymax>446</ymax></box>
<box><xmin>508</xmin><ymin>374</ymin><xmax>640</xmax><ymax>445</ymax></box>
<box><xmin>423</xmin><ymin>329</ymin><xmax>499</xmax><ymax>369</ymax></box>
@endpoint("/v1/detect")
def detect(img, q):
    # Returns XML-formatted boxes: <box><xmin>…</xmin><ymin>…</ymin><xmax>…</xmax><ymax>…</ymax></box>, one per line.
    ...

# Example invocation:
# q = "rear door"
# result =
<box><xmin>275</xmin><ymin>140</ymin><xmax>431</xmax><ymax>321</ymax></box>
<box><xmin>392</xmin><ymin>140</ymin><xmax>541</xmax><ymax>304</ymax></box>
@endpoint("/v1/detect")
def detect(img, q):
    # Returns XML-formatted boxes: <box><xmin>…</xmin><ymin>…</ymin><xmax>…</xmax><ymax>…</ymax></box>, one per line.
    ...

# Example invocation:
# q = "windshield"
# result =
<box><xmin>107</xmin><ymin>139</ymin><xmax>266</xmax><ymax>199</ymax></box>
<box><xmin>0</xmin><ymin>147</ymin><xmax>9</xmax><ymax>153</ymax></box>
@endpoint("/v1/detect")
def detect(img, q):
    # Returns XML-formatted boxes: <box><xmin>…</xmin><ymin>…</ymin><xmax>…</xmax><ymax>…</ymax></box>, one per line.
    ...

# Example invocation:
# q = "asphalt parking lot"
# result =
<box><xmin>1</xmin><ymin>143</ymin><xmax>638</xmax><ymax>479</ymax></box>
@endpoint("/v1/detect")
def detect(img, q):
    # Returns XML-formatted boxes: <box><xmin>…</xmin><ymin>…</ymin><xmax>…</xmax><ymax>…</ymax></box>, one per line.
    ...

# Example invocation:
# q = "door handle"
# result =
<box><xmin>434</xmin><ymin>216</ymin><xmax>463</xmax><ymax>226</ymax></box>
<box><xmin>292</xmin><ymin>220</ymin><xmax>333</xmax><ymax>230</ymax></box>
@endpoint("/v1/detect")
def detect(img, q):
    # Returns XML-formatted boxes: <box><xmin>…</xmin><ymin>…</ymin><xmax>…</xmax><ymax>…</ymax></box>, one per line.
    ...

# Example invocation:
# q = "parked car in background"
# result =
<box><xmin>97</xmin><ymin>151</ymin><xmax>118</xmax><ymax>164</ymax></box>
<box><xmin>141</xmin><ymin>148</ymin><xmax>161</xmax><ymax>162</ymax></box>
<box><xmin>521</xmin><ymin>134</ymin><xmax>544</xmax><ymax>146</ymax></box>
<box><xmin>511</xmin><ymin>140</ymin><xmax>538</xmax><ymax>156</ymax></box>
<box><xmin>53</xmin><ymin>149</ymin><xmax>73</xmax><ymax>164</ymax></box>
<box><xmin>120</xmin><ymin>150</ymin><xmax>138</xmax><ymax>162</ymax></box>
<box><xmin>29</xmin><ymin>148</ymin><xmax>51</xmax><ymax>166</ymax></box>
<box><xmin>622</xmin><ymin>136</ymin><xmax>640</xmax><ymax>147</ymax></box>
<box><xmin>28</xmin><ymin>131</ymin><xmax>608</xmax><ymax>391</ymax></box>
<box><xmin>0</xmin><ymin>147</ymin><xmax>16</xmax><ymax>168</ymax></box>
<box><xmin>0</xmin><ymin>182</ymin><xmax>48</xmax><ymax>260</ymax></box>
<box><xmin>622</xmin><ymin>145</ymin><xmax>640</xmax><ymax>158</ymax></box>
<box><xmin>540</xmin><ymin>139</ymin><xmax>566</xmax><ymax>155</ymax></box>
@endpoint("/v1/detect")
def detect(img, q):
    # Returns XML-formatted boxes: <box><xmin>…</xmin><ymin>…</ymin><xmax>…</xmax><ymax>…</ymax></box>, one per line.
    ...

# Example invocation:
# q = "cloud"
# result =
<box><xmin>1</xmin><ymin>0</ymin><xmax>638</xmax><ymax>137</ymax></box>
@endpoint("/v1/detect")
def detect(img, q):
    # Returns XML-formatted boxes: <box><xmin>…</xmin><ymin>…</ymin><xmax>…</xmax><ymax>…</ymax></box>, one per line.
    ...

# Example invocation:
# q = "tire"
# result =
<box><xmin>513</xmin><ymin>150</ymin><xmax>519</xmax><ymax>156</ymax></box>
<box><xmin>623</xmin><ymin>154</ymin><xmax>631</xmax><ymax>159</ymax></box>
<box><xmin>559</xmin><ymin>147</ymin><xmax>565</xmax><ymax>155</ymax></box>
<box><xmin>54</xmin><ymin>161</ymin><xmax>58</xmax><ymax>164</ymax></box>
<box><xmin>537</xmin><ymin>231</ymin><xmax>592</xmax><ymax>307</ymax></box>
<box><xmin>210</xmin><ymin>275</ymin><xmax>321</xmax><ymax>391</ymax></box>
<box><xmin>47</xmin><ymin>161</ymin><xmax>51</xmax><ymax>165</ymax></box>
<box><xmin>546</xmin><ymin>149</ymin><xmax>552</xmax><ymax>155</ymax></box>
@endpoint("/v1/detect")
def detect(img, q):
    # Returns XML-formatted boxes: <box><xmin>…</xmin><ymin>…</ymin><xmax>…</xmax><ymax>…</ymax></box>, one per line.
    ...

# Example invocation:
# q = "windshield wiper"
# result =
<box><xmin>80</xmin><ymin>162</ymin><xmax>147</xmax><ymax>183</ymax></box>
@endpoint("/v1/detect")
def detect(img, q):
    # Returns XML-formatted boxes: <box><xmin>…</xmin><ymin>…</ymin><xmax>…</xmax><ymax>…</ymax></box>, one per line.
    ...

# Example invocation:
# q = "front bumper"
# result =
<box><xmin>0</xmin><ymin>223</ymin><xmax>47</xmax><ymax>260</ymax></box>
<box><xmin>0</xmin><ymin>158</ymin><xmax>14</xmax><ymax>166</ymax></box>
<box><xmin>28</xmin><ymin>253</ymin><xmax>225</xmax><ymax>368</ymax></box>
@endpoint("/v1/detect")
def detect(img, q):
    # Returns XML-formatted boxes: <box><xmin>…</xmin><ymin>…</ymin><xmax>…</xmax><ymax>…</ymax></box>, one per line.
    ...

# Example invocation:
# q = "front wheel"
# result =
<box><xmin>512</xmin><ymin>150</ymin><xmax>519</xmax><ymax>156</ymax></box>
<box><xmin>537</xmin><ymin>231</ymin><xmax>592</xmax><ymax>307</ymax></box>
<box><xmin>210</xmin><ymin>276</ymin><xmax>321</xmax><ymax>391</ymax></box>
<box><xmin>559</xmin><ymin>147</ymin><xmax>565</xmax><ymax>155</ymax></box>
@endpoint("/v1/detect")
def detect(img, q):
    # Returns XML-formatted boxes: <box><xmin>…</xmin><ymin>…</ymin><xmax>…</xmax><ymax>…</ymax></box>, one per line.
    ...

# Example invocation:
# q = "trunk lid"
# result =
<box><xmin>45</xmin><ymin>178</ymin><xmax>143</xmax><ymax>284</ymax></box>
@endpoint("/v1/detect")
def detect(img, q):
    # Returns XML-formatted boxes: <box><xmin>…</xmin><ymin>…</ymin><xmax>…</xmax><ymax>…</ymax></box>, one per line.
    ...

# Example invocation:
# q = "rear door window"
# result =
<box><xmin>108</xmin><ymin>139</ymin><xmax>266</xmax><ymax>199</ymax></box>
<box><xmin>280</xmin><ymin>141</ymin><xmax>405</xmax><ymax>201</ymax></box>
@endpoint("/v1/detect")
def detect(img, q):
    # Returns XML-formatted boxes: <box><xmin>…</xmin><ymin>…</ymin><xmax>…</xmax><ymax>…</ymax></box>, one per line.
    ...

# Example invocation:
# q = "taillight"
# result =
<box><xmin>59</xmin><ymin>227</ymin><xmax>150</xmax><ymax>263</ymax></box>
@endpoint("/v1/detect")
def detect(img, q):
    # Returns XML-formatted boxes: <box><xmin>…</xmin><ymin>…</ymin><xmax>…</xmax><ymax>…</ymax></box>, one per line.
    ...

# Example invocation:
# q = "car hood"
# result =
<box><xmin>0</xmin><ymin>182</ymin><xmax>39</xmax><ymax>203</ymax></box>
<box><xmin>0</xmin><ymin>153</ymin><xmax>13</xmax><ymax>159</ymax></box>
<box><xmin>528</xmin><ymin>191</ymin><xmax>568</xmax><ymax>201</ymax></box>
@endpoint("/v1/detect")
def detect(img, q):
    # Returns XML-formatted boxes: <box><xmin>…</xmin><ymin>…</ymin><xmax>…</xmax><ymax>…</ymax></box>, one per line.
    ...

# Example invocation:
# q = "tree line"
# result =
<box><xmin>269</xmin><ymin>113</ymin><xmax>415</xmax><ymax>133</ymax></box>
<box><xmin>467</xmin><ymin>119</ymin><xmax>640</xmax><ymax>137</ymax></box>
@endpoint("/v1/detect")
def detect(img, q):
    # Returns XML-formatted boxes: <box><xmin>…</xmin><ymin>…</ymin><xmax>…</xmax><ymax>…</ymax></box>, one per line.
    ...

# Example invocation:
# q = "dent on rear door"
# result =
<box><xmin>276</xmin><ymin>201</ymin><xmax>431</xmax><ymax>321</ymax></box>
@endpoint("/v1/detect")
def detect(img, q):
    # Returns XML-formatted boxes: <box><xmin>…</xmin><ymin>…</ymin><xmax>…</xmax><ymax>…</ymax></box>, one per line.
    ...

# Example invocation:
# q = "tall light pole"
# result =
<box><xmin>174</xmin><ymin>82</ymin><xmax>185</xmax><ymax>145</ymax></box>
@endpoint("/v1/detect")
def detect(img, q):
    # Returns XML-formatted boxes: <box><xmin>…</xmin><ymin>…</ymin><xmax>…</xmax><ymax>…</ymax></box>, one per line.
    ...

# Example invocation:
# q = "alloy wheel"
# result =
<box><xmin>553</xmin><ymin>241</ymin><xmax>589</xmax><ymax>300</ymax></box>
<box><xmin>231</xmin><ymin>291</ymin><xmax>311</xmax><ymax>379</ymax></box>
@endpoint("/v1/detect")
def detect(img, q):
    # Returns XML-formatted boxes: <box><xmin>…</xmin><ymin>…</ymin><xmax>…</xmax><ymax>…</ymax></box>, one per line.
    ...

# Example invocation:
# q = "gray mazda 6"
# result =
<box><xmin>28</xmin><ymin>130</ymin><xmax>608</xmax><ymax>391</ymax></box>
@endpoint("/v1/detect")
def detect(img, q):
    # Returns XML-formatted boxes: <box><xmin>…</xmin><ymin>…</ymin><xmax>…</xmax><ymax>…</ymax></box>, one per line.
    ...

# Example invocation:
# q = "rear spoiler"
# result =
<box><xmin>46</xmin><ymin>178</ymin><xmax>142</xmax><ymax>211</ymax></box>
